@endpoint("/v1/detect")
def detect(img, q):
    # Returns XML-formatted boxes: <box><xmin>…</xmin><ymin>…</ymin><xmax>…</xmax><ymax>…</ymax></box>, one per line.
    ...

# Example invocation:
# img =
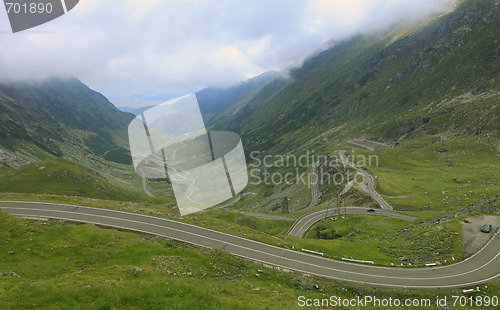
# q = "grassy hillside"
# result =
<box><xmin>197</xmin><ymin>70</ymin><xmax>278</xmax><ymax>123</ymax></box>
<box><xmin>202</xmin><ymin>0</ymin><xmax>500</xmax><ymax>232</ymax></box>
<box><xmin>0</xmin><ymin>157</ymin><xmax>163</xmax><ymax>203</ymax></box>
<box><xmin>362</xmin><ymin>136</ymin><xmax>500</xmax><ymax>212</ymax></box>
<box><xmin>2</xmin><ymin>210</ymin><xmax>499</xmax><ymax>309</ymax></box>
<box><xmin>211</xmin><ymin>0</ymin><xmax>500</xmax><ymax>154</ymax></box>
<box><xmin>0</xmin><ymin>77</ymin><xmax>134</xmax><ymax>165</ymax></box>
<box><xmin>0</xmin><ymin>1</ymin><xmax>499</xmax><ymax>306</ymax></box>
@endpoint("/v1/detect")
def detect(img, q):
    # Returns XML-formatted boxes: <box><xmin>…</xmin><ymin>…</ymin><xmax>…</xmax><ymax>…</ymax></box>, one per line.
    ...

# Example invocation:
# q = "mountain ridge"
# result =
<box><xmin>210</xmin><ymin>0</ymin><xmax>500</xmax><ymax>154</ymax></box>
<box><xmin>0</xmin><ymin>77</ymin><xmax>134</xmax><ymax>166</ymax></box>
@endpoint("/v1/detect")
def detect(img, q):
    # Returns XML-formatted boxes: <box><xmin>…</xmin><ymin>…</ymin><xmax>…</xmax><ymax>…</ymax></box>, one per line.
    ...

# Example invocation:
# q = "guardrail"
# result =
<box><xmin>342</xmin><ymin>257</ymin><xmax>374</xmax><ymax>264</ymax></box>
<box><xmin>302</xmin><ymin>249</ymin><xmax>324</xmax><ymax>256</ymax></box>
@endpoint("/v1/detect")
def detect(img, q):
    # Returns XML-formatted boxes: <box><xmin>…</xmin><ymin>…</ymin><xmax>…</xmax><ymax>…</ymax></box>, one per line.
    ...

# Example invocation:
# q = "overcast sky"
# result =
<box><xmin>0</xmin><ymin>0</ymin><xmax>458</xmax><ymax>107</ymax></box>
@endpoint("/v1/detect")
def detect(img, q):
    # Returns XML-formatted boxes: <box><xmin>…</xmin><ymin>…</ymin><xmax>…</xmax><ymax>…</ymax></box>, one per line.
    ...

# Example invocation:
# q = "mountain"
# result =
<box><xmin>113</xmin><ymin>71</ymin><xmax>278</xmax><ymax>124</ymax></box>
<box><xmin>210</xmin><ymin>0</ymin><xmax>500</xmax><ymax>153</ymax></box>
<box><xmin>0</xmin><ymin>157</ymin><xmax>152</xmax><ymax>201</ymax></box>
<box><xmin>0</xmin><ymin>77</ymin><xmax>134</xmax><ymax>166</ymax></box>
<box><xmin>117</xmin><ymin>106</ymin><xmax>151</xmax><ymax>116</ymax></box>
<box><xmin>196</xmin><ymin>70</ymin><xmax>278</xmax><ymax>123</ymax></box>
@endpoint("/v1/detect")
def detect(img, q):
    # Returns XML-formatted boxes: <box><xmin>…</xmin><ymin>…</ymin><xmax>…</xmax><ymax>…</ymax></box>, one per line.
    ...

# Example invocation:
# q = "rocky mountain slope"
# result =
<box><xmin>197</xmin><ymin>70</ymin><xmax>278</xmax><ymax>122</ymax></box>
<box><xmin>0</xmin><ymin>77</ymin><xmax>134</xmax><ymax>167</ymax></box>
<box><xmin>210</xmin><ymin>0</ymin><xmax>500</xmax><ymax>154</ymax></box>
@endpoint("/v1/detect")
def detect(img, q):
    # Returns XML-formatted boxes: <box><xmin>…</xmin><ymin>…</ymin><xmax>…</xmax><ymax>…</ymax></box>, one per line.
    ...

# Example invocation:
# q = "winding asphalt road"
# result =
<box><xmin>347</xmin><ymin>140</ymin><xmax>375</xmax><ymax>151</ymax></box>
<box><xmin>213</xmin><ymin>192</ymin><xmax>257</xmax><ymax>210</ymax></box>
<box><xmin>138</xmin><ymin>168</ymin><xmax>155</xmax><ymax>198</ymax></box>
<box><xmin>295</xmin><ymin>161</ymin><xmax>320</xmax><ymax>212</ymax></box>
<box><xmin>286</xmin><ymin>207</ymin><xmax>418</xmax><ymax>237</ymax></box>
<box><xmin>339</xmin><ymin>151</ymin><xmax>393</xmax><ymax>211</ymax></box>
<box><xmin>2</xmin><ymin>201</ymin><xmax>500</xmax><ymax>289</ymax></box>
<box><xmin>347</xmin><ymin>140</ymin><xmax>391</xmax><ymax>151</ymax></box>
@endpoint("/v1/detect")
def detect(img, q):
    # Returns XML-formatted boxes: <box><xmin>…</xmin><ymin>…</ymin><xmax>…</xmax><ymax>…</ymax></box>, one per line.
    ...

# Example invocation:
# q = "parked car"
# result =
<box><xmin>481</xmin><ymin>224</ymin><xmax>492</xmax><ymax>233</ymax></box>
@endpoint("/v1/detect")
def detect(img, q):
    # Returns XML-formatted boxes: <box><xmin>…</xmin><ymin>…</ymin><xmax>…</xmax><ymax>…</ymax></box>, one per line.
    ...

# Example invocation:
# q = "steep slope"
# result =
<box><xmin>197</xmin><ymin>70</ymin><xmax>278</xmax><ymax>123</ymax></box>
<box><xmin>0</xmin><ymin>77</ymin><xmax>134</xmax><ymax>165</ymax></box>
<box><xmin>0</xmin><ymin>157</ymin><xmax>152</xmax><ymax>201</ymax></box>
<box><xmin>113</xmin><ymin>71</ymin><xmax>278</xmax><ymax>122</ymax></box>
<box><xmin>117</xmin><ymin>105</ymin><xmax>153</xmax><ymax>116</ymax></box>
<box><xmin>211</xmin><ymin>0</ymin><xmax>500</xmax><ymax>153</ymax></box>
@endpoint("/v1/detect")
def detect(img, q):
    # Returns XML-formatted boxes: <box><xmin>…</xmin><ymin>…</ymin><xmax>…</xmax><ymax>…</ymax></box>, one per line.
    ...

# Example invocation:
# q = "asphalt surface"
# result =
<box><xmin>347</xmin><ymin>140</ymin><xmax>375</xmax><ymax>151</ymax></box>
<box><xmin>138</xmin><ymin>167</ymin><xmax>155</xmax><ymax>198</ymax></box>
<box><xmin>462</xmin><ymin>216</ymin><xmax>500</xmax><ymax>256</ymax></box>
<box><xmin>339</xmin><ymin>151</ymin><xmax>393</xmax><ymax>210</ymax></box>
<box><xmin>286</xmin><ymin>207</ymin><xmax>418</xmax><ymax>237</ymax></box>
<box><xmin>2</xmin><ymin>201</ymin><xmax>500</xmax><ymax>289</ymax></box>
<box><xmin>295</xmin><ymin>161</ymin><xmax>319</xmax><ymax>212</ymax></box>
<box><xmin>213</xmin><ymin>192</ymin><xmax>257</xmax><ymax>210</ymax></box>
<box><xmin>347</xmin><ymin>140</ymin><xmax>391</xmax><ymax>151</ymax></box>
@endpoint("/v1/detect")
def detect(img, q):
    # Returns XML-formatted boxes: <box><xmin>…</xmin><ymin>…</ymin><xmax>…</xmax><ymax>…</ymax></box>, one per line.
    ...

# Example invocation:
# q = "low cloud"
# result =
<box><xmin>0</xmin><ymin>0</ymin><xmax>458</xmax><ymax>105</ymax></box>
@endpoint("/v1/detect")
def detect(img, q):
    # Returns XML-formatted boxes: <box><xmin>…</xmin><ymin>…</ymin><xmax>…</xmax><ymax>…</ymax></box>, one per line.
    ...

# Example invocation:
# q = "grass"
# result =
<box><xmin>0</xmin><ymin>157</ymin><xmax>172</xmax><ymax>205</ymax></box>
<box><xmin>2</xmin><ymin>133</ymin><xmax>498</xmax><ymax>267</ymax></box>
<box><xmin>293</xmin><ymin>214</ymin><xmax>465</xmax><ymax>267</ymax></box>
<box><xmin>0</xmin><ymin>134</ymin><xmax>497</xmax><ymax>291</ymax></box>
<box><xmin>0</xmin><ymin>192</ymin><xmax>180</xmax><ymax>219</ymax></box>
<box><xmin>0</xmin><ymin>141</ymin><xmax>497</xmax><ymax>308</ymax></box>
<box><xmin>3</xmin><ymin>134</ymin><xmax>497</xmax><ymax>268</ymax></box>
<box><xmin>0</xmin><ymin>210</ymin><xmax>299</xmax><ymax>309</ymax></box>
<box><xmin>227</xmin><ymin>161</ymin><xmax>313</xmax><ymax>213</ymax></box>
<box><xmin>306</xmin><ymin>215</ymin><xmax>412</xmax><ymax>263</ymax></box>
<box><xmin>364</xmin><ymin>136</ymin><xmax>499</xmax><ymax>214</ymax></box>
<box><xmin>187</xmin><ymin>208</ymin><xmax>470</xmax><ymax>267</ymax></box>
<box><xmin>2</xmin><ymin>210</ymin><xmax>500</xmax><ymax>309</ymax></box>
<box><xmin>1</xmin><ymin>187</ymin><xmax>494</xmax><ymax>271</ymax></box>
<box><xmin>193</xmin><ymin>134</ymin><xmax>499</xmax><ymax>268</ymax></box>
<box><xmin>209</xmin><ymin>211</ymin><xmax>293</xmax><ymax>235</ymax></box>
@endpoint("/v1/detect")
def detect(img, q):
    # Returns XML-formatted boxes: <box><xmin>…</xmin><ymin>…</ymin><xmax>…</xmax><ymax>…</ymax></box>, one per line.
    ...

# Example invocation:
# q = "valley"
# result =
<box><xmin>0</xmin><ymin>0</ymin><xmax>499</xmax><ymax>309</ymax></box>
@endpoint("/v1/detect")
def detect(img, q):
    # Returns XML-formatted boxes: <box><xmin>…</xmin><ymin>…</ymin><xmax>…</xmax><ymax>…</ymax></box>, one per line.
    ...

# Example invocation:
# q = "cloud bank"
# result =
<box><xmin>0</xmin><ymin>0</ymin><xmax>458</xmax><ymax>105</ymax></box>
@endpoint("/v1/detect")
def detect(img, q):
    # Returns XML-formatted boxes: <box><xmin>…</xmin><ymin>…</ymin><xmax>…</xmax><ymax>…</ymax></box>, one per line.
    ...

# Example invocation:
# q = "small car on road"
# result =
<box><xmin>481</xmin><ymin>224</ymin><xmax>492</xmax><ymax>233</ymax></box>
<box><xmin>367</xmin><ymin>208</ymin><xmax>375</xmax><ymax>212</ymax></box>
